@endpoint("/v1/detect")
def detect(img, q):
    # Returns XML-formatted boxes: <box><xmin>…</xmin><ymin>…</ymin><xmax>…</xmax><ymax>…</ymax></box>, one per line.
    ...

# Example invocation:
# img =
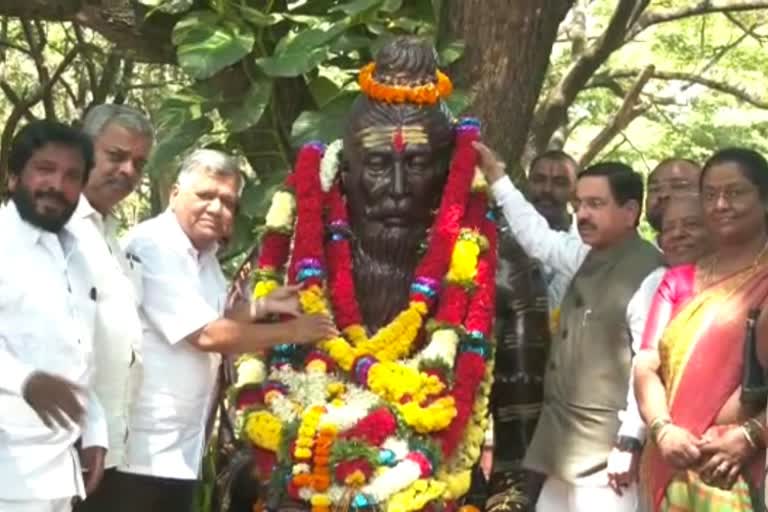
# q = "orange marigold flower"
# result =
<box><xmin>358</xmin><ymin>62</ymin><xmax>453</xmax><ymax>106</ymax></box>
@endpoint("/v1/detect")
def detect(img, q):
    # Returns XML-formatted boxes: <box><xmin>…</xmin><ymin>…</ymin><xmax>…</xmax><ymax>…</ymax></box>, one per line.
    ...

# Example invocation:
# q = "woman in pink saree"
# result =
<box><xmin>635</xmin><ymin>148</ymin><xmax>768</xmax><ymax>512</ymax></box>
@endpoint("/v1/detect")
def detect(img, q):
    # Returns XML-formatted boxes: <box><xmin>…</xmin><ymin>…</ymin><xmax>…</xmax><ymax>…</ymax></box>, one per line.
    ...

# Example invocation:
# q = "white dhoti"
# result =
<box><xmin>536</xmin><ymin>470</ymin><xmax>639</xmax><ymax>512</ymax></box>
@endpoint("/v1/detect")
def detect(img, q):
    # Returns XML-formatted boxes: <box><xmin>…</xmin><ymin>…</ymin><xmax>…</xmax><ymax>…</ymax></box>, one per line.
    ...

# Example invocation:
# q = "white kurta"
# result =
<box><xmin>120</xmin><ymin>210</ymin><xmax>226</xmax><ymax>480</ymax></box>
<box><xmin>0</xmin><ymin>201</ymin><xmax>107</xmax><ymax>503</ymax></box>
<box><xmin>68</xmin><ymin>195</ymin><xmax>144</xmax><ymax>469</ymax></box>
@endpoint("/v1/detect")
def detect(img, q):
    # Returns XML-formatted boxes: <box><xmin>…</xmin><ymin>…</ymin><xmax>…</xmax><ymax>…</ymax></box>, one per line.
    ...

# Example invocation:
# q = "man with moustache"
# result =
<box><xmin>645</xmin><ymin>159</ymin><xmax>701</xmax><ymax>233</ymax></box>
<box><xmin>0</xmin><ymin>120</ymin><xmax>107</xmax><ymax>512</ymax></box>
<box><xmin>109</xmin><ymin>149</ymin><xmax>336</xmax><ymax>512</ymax></box>
<box><xmin>486</xmin><ymin>151</ymin><xmax>578</xmax><ymax>511</ymax></box>
<box><xmin>69</xmin><ymin>105</ymin><xmax>154</xmax><ymax>512</ymax></box>
<box><xmin>476</xmin><ymin>142</ymin><xmax>662</xmax><ymax>512</ymax></box>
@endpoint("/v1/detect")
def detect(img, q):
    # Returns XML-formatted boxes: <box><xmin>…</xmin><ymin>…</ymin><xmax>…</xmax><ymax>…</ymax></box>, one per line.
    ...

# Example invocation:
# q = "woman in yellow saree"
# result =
<box><xmin>635</xmin><ymin>148</ymin><xmax>768</xmax><ymax>512</ymax></box>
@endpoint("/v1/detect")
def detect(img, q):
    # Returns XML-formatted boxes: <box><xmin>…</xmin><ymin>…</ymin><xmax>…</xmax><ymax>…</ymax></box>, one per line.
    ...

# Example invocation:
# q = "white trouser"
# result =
<box><xmin>0</xmin><ymin>498</ymin><xmax>72</xmax><ymax>512</ymax></box>
<box><xmin>536</xmin><ymin>471</ymin><xmax>639</xmax><ymax>512</ymax></box>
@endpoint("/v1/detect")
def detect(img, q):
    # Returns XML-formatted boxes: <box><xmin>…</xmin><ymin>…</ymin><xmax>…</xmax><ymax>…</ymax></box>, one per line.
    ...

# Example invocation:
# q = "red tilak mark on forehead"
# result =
<box><xmin>392</xmin><ymin>127</ymin><xmax>406</xmax><ymax>154</ymax></box>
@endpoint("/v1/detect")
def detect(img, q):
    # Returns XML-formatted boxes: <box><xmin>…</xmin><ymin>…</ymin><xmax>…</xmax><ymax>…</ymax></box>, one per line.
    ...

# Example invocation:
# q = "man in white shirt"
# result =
<box><xmin>109</xmin><ymin>149</ymin><xmax>337</xmax><ymax>512</ymax></box>
<box><xmin>68</xmin><ymin>105</ymin><xmax>154</xmax><ymax>512</ymax></box>
<box><xmin>486</xmin><ymin>150</ymin><xmax>579</xmax><ymax>510</ymax></box>
<box><xmin>476</xmin><ymin>142</ymin><xmax>663</xmax><ymax>512</ymax></box>
<box><xmin>0</xmin><ymin>120</ymin><xmax>108</xmax><ymax>512</ymax></box>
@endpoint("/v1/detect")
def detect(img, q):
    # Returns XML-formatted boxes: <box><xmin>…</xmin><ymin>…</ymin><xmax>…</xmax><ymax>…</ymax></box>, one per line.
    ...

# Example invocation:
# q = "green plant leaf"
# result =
<box><xmin>137</xmin><ymin>0</ymin><xmax>193</xmax><ymax>14</ymax></box>
<box><xmin>173</xmin><ymin>11</ymin><xmax>255</xmax><ymax>79</ymax></box>
<box><xmin>307</xmin><ymin>75</ymin><xmax>341</xmax><ymax>107</ymax></box>
<box><xmin>147</xmin><ymin>116</ymin><xmax>214</xmax><ymax>177</ymax></box>
<box><xmin>444</xmin><ymin>89</ymin><xmax>472</xmax><ymax>116</ymax></box>
<box><xmin>219</xmin><ymin>78</ymin><xmax>273</xmax><ymax>132</ymax></box>
<box><xmin>239</xmin><ymin>170</ymin><xmax>287</xmax><ymax>218</ymax></box>
<box><xmin>238</xmin><ymin>6</ymin><xmax>283</xmax><ymax>27</ymax></box>
<box><xmin>153</xmin><ymin>89</ymin><xmax>211</xmax><ymax>132</ymax></box>
<box><xmin>255</xmin><ymin>21</ymin><xmax>350</xmax><ymax>77</ymax></box>
<box><xmin>290</xmin><ymin>92</ymin><xmax>357</xmax><ymax>146</ymax></box>
<box><xmin>381</xmin><ymin>0</ymin><xmax>404</xmax><ymax>12</ymax></box>
<box><xmin>329</xmin><ymin>0</ymin><xmax>384</xmax><ymax>16</ymax></box>
<box><xmin>438</xmin><ymin>39</ymin><xmax>465</xmax><ymax>66</ymax></box>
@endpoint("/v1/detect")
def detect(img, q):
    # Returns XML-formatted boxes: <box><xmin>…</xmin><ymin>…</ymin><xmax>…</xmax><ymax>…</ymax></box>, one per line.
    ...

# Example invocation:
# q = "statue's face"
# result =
<box><xmin>343</xmin><ymin>119</ymin><xmax>450</xmax><ymax>238</ymax></box>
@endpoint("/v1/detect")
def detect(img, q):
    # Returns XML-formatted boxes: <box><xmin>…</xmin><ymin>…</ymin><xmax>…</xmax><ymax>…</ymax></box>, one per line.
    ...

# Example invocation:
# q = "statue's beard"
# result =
<box><xmin>351</xmin><ymin>219</ymin><xmax>430</xmax><ymax>332</ymax></box>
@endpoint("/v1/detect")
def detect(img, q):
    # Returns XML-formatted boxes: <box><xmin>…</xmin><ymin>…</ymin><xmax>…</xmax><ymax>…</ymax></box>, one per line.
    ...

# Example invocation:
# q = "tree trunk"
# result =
<box><xmin>442</xmin><ymin>0</ymin><xmax>574</xmax><ymax>177</ymax></box>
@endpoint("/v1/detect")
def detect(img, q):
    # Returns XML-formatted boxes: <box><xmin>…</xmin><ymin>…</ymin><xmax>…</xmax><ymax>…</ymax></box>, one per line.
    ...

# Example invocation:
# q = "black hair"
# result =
<box><xmin>701</xmin><ymin>147</ymin><xmax>768</xmax><ymax>202</ymax></box>
<box><xmin>579</xmin><ymin>161</ymin><xmax>644</xmax><ymax>225</ymax></box>
<box><xmin>8</xmin><ymin>120</ymin><xmax>94</xmax><ymax>184</ymax></box>
<box><xmin>529</xmin><ymin>150</ymin><xmax>578</xmax><ymax>174</ymax></box>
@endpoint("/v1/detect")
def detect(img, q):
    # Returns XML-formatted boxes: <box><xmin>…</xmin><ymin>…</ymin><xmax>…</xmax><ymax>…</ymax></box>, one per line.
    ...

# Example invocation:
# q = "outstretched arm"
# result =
<box><xmin>475</xmin><ymin>142</ymin><xmax>590</xmax><ymax>280</ymax></box>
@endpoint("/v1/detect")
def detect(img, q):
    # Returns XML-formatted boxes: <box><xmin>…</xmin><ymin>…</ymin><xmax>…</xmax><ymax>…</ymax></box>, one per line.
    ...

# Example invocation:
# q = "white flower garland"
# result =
<box><xmin>320</xmin><ymin>139</ymin><xmax>343</xmax><ymax>192</ymax></box>
<box><xmin>264</xmin><ymin>190</ymin><xmax>296</xmax><ymax>230</ymax></box>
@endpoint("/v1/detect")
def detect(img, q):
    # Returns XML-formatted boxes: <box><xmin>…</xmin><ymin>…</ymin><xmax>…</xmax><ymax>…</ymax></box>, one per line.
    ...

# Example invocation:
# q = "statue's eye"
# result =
<box><xmin>409</xmin><ymin>155</ymin><xmax>430</xmax><ymax>171</ymax></box>
<box><xmin>366</xmin><ymin>154</ymin><xmax>388</xmax><ymax>171</ymax></box>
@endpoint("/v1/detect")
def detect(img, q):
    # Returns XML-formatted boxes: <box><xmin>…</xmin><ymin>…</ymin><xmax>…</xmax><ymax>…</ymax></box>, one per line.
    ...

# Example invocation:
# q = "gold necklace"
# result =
<box><xmin>704</xmin><ymin>238</ymin><xmax>768</xmax><ymax>285</ymax></box>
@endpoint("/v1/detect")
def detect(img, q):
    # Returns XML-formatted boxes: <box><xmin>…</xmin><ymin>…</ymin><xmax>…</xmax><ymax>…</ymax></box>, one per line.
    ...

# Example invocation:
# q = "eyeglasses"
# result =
<box><xmin>701</xmin><ymin>186</ymin><xmax>756</xmax><ymax>205</ymax></box>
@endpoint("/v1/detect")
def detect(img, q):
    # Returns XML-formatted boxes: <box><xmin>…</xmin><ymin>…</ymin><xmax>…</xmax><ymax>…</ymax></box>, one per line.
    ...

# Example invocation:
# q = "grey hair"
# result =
<box><xmin>176</xmin><ymin>148</ymin><xmax>245</xmax><ymax>196</ymax></box>
<box><xmin>82</xmin><ymin>104</ymin><xmax>154</xmax><ymax>141</ymax></box>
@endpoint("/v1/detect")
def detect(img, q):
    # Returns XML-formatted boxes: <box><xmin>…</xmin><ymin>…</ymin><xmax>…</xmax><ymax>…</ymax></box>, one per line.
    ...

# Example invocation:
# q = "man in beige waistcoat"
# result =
<box><xmin>476</xmin><ymin>143</ymin><xmax>662</xmax><ymax>512</ymax></box>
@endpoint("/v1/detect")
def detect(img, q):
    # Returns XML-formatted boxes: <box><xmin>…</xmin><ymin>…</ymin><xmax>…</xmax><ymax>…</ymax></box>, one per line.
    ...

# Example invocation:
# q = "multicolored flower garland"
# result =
<box><xmin>233</xmin><ymin>117</ymin><xmax>497</xmax><ymax>512</ymax></box>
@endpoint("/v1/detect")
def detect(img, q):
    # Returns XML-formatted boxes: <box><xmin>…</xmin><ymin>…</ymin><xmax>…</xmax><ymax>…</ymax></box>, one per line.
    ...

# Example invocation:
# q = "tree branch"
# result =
<box><xmin>579</xmin><ymin>65</ymin><xmax>654</xmax><ymax>167</ymax></box>
<box><xmin>0</xmin><ymin>45</ymin><xmax>80</xmax><ymax>195</ymax></box>
<box><xmin>72</xmin><ymin>22</ymin><xmax>97</xmax><ymax>92</ymax></box>
<box><xmin>603</xmin><ymin>69</ymin><xmax>768</xmax><ymax>109</ymax></box>
<box><xmin>0</xmin><ymin>81</ymin><xmax>38</xmax><ymax>122</ymax></box>
<box><xmin>20</xmin><ymin>18</ymin><xmax>56</xmax><ymax>119</ymax></box>
<box><xmin>530</xmin><ymin>0</ymin><xmax>646</xmax><ymax>153</ymax></box>
<box><xmin>628</xmin><ymin>1</ymin><xmax>768</xmax><ymax>40</ymax></box>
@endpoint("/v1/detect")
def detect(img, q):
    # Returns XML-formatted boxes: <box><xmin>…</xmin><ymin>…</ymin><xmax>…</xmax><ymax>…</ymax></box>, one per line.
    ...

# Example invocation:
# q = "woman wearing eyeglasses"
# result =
<box><xmin>635</xmin><ymin>147</ymin><xmax>768</xmax><ymax>512</ymax></box>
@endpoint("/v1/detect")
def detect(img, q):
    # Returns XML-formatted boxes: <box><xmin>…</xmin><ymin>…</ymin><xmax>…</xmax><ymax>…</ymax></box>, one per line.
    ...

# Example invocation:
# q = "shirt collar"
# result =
<box><xmin>2</xmin><ymin>200</ymin><xmax>77</xmax><ymax>254</ymax></box>
<box><xmin>160</xmin><ymin>209</ymin><xmax>219</xmax><ymax>262</ymax></box>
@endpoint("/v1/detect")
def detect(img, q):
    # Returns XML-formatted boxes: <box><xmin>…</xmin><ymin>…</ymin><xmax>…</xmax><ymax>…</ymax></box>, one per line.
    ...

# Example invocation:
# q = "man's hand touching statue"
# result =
<box><xmin>473</xmin><ymin>141</ymin><xmax>507</xmax><ymax>185</ymax></box>
<box><xmin>224</xmin><ymin>284</ymin><xmax>338</xmax><ymax>345</ymax></box>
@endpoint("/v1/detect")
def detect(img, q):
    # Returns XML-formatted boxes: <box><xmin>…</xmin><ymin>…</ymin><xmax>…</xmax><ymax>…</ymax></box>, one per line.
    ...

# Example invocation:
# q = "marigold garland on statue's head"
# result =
<box><xmin>358</xmin><ymin>62</ymin><xmax>453</xmax><ymax>105</ymax></box>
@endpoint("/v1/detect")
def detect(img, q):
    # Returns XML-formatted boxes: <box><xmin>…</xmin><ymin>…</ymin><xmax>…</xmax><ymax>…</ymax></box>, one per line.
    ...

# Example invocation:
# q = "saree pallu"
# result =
<box><xmin>643</xmin><ymin>262</ymin><xmax>768</xmax><ymax>511</ymax></box>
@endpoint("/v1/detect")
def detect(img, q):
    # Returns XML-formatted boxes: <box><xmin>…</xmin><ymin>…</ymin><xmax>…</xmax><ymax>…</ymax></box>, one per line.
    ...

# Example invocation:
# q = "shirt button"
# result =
<box><xmin>548</xmin><ymin>361</ymin><xmax>556</xmax><ymax>370</ymax></box>
<box><xmin>561</xmin><ymin>329</ymin><xmax>568</xmax><ymax>338</ymax></box>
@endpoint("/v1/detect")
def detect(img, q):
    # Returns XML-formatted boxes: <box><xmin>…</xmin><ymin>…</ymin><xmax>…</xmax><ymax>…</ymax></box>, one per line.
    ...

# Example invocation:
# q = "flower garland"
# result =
<box><xmin>233</xmin><ymin>117</ymin><xmax>496</xmax><ymax>511</ymax></box>
<box><xmin>359</xmin><ymin>62</ymin><xmax>453</xmax><ymax>105</ymax></box>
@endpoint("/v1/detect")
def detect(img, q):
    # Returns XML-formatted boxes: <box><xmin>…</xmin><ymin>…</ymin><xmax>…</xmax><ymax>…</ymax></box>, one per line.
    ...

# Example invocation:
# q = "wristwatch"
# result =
<box><xmin>615</xmin><ymin>435</ymin><xmax>643</xmax><ymax>453</ymax></box>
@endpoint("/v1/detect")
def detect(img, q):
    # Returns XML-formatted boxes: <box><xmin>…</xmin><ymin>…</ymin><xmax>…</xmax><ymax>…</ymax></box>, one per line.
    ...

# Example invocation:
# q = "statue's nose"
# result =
<box><xmin>391</xmin><ymin>160</ymin><xmax>408</xmax><ymax>197</ymax></box>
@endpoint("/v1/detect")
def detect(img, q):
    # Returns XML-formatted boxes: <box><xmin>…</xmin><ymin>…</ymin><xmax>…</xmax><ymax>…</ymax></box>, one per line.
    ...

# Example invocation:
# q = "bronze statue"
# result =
<box><xmin>224</xmin><ymin>37</ymin><xmax>499</xmax><ymax>512</ymax></box>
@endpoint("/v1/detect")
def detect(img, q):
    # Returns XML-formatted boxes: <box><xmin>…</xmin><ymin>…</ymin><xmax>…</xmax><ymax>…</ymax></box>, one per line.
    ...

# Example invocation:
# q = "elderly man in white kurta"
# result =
<box><xmin>111</xmin><ymin>150</ymin><xmax>336</xmax><ymax>512</ymax></box>
<box><xmin>0</xmin><ymin>120</ymin><xmax>107</xmax><ymax>512</ymax></box>
<box><xmin>68</xmin><ymin>104</ymin><xmax>154</xmax><ymax>512</ymax></box>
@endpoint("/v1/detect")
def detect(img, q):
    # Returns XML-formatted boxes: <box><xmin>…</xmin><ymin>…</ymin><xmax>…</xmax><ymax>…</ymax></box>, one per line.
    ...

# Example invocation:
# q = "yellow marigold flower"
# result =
<box><xmin>306</xmin><ymin>359</ymin><xmax>328</xmax><ymax>373</ymax></box>
<box><xmin>326</xmin><ymin>382</ymin><xmax>345</xmax><ymax>397</ymax></box>
<box><xmin>244</xmin><ymin>411</ymin><xmax>282</xmax><ymax>452</ymax></box>
<box><xmin>253</xmin><ymin>279</ymin><xmax>279</xmax><ymax>300</ymax></box>
<box><xmin>397</xmin><ymin>396</ymin><xmax>457</xmax><ymax>433</ymax></box>
<box><xmin>310</xmin><ymin>494</ymin><xmax>331</xmax><ymax>506</ymax></box>
<box><xmin>345</xmin><ymin>469</ymin><xmax>367</xmax><ymax>487</ymax></box>
<box><xmin>294</xmin><ymin>447</ymin><xmax>313</xmax><ymax>459</ymax></box>
<box><xmin>446</xmin><ymin>236</ymin><xmax>480</xmax><ymax>285</ymax></box>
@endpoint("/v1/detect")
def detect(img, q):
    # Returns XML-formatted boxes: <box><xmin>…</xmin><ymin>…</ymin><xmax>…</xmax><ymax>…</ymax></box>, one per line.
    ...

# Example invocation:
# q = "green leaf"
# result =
<box><xmin>153</xmin><ymin>89</ymin><xmax>213</xmax><ymax>132</ymax></box>
<box><xmin>438</xmin><ymin>40</ymin><xmax>465</xmax><ymax>66</ymax></box>
<box><xmin>256</xmin><ymin>21</ymin><xmax>350</xmax><ymax>77</ymax></box>
<box><xmin>238</xmin><ymin>6</ymin><xmax>282</xmax><ymax>27</ymax></box>
<box><xmin>329</xmin><ymin>0</ymin><xmax>384</xmax><ymax>16</ymax></box>
<box><xmin>239</xmin><ymin>171</ymin><xmax>287</xmax><ymax>218</ymax></box>
<box><xmin>219</xmin><ymin>78</ymin><xmax>273</xmax><ymax>133</ymax></box>
<box><xmin>381</xmin><ymin>0</ymin><xmax>404</xmax><ymax>12</ymax></box>
<box><xmin>444</xmin><ymin>89</ymin><xmax>472</xmax><ymax>116</ymax></box>
<box><xmin>173</xmin><ymin>11</ymin><xmax>255</xmax><ymax>79</ymax></box>
<box><xmin>307</xmin><ymin>75</ymin><xmax>341</xmax><ymax>107</ymax></box>
<box><xmin>137</xmin><ymin>0</ymin><xmax>193</xmax><ymax>14</ymax></box>
<box><xmin>147</xmin><ymin>117</ymin><xmax>214</xmax><ymax>177</ymax></box>
<box><xmin>291</xmin><ymin>92</ymin><xmax>357</xmax><ymax>146</ymax></box>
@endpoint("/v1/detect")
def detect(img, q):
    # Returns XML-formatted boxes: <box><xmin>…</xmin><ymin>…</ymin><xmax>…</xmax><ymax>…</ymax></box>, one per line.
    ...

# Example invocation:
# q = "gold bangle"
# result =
<box><xmin>649</xmin><ymin>417</ymin><xmax>672</xmax><ymax>444</ymax></box>
<box><xmin>741</xmin><ymin>425</ymin><xmax>758</xmax><ymax>449</ymax></box>
<box><xmin>742</xmin><ymin>418</ymin><xmax>764</xmax><ymax>449</ymax></box>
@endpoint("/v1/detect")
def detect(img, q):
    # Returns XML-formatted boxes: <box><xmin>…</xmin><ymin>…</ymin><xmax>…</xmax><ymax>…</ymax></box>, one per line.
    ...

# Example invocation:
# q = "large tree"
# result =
<box><xmin>4</xmin><ymin>0</ymin><xmax>768</xmax><ymax>246</ymax></box>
